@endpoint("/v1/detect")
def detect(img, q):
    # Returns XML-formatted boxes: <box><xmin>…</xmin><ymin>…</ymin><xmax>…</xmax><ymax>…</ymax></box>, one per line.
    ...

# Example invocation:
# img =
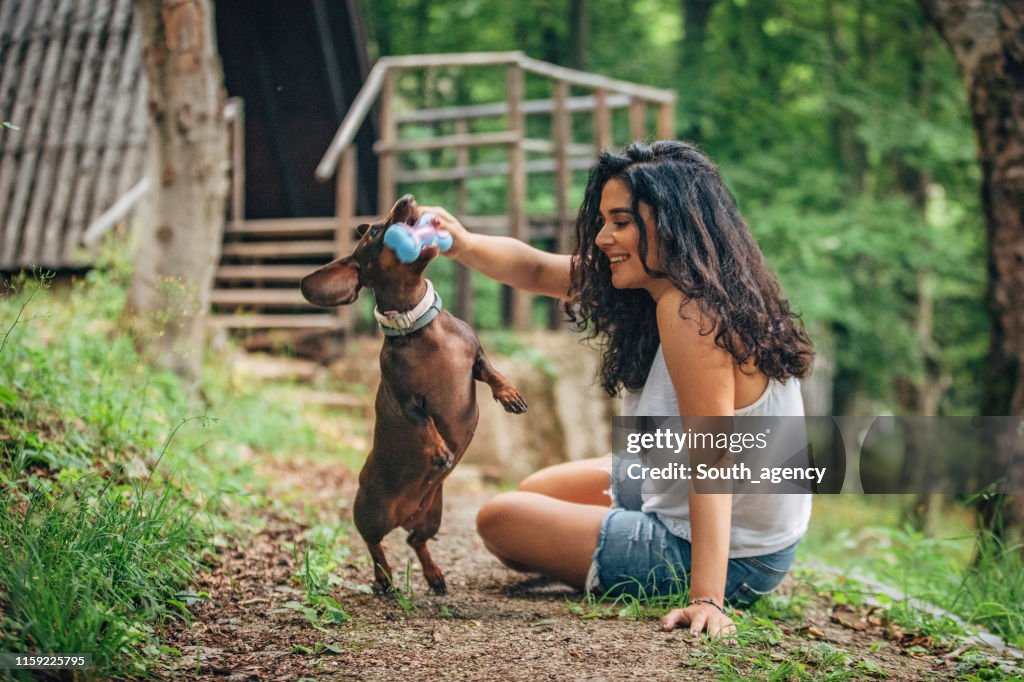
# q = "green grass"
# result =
<box><xmin>567</xmin><ymin>551</ymin><xmax>1020</xmax><ymax>680</ymax></box>
<box><xmin>569</xmin><ymin>583</ymin><xmax>895</xmax><ymax>681</ymax></box>
<box><xmin>285</xmin><ymin>521</ymin><xmax>358</xmax><ymax>631</ymax></box>
<box><xmin>803</xmin><ymin>496</ymin><xmax>1024</xmax><ymax>648</ymax></box>
<box><xmin>0</xmin><ymin>261</ymin><xmax>361</xmax><ymax>678</ymax></box>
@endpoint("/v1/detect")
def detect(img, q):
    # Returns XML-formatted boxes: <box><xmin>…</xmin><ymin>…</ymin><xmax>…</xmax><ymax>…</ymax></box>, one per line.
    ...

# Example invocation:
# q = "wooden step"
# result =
<box><xmin>226</xmin><ymin>217</ymin><xmax>344</xmax><ymax>236</ymax></box>
<box><xmin>207</xmin><ymin>314</ymin><xmax>341</xmax><ymax>329</ymax></box>
<box><xmin>210</xmin><ymin>289</ymin><xmax>310</xmax><ymax>306</ymax></box>
<box><xmin>270</xmin><ymin>389</ymin><xmax>369</xmax><ymax>410</ymax></box>
<box><xmin>216</xmin><ymin>265</ymin><xmax>315</xmax><ymax>281</ymax></box>
<box><xmin>226</xmin><ymin>215</ymin><xmax>377</xmax><ymax>236</ymax></box>
<box><xmin>220</xmin><ymin>241</ymin><xmax>336</xmax><ymax>258</ymax></box>
<box><xmin>230</xmin><ymin>353</ymin><xmax>321</xmax><ymax>381</ymax></box>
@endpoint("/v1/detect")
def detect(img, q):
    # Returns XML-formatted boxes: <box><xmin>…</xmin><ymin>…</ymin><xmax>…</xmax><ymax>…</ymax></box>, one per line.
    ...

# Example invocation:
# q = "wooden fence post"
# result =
<box><xmin>229</xmin><ymin>97</ymin><xmax>245</xmax><ymax>227</ymax></box>
<box><xmin>594</xmin><ymin>88</ymin><xmax>611</xmax><ymax>152</ymax></box>
<box><xmin>377</xmin><ymin>67</ymin><xmax>397</xmax><ymax>213</ymax></box>
<box><xmin>657</xmin><ymin>99</ymin><xmax>675</xmax><ymax>139</ymax></box>
<box><xmin>336</xmin><ymin>146</ymin><xmax>357</xmax><ymax>333</ymax></box>
<box><xmin>506</xmin><ymin>63</ymin><xmax>531</xmax><ymax>330</ymax></box>
<box><xmin>629</xmin><ymin>97</ymin><xmax>646</xmax><ymax>141</ymax></box>
<box><xmin>454</xmin><ymin>117</ymin><xmax>473</xmax><ymax>324</ymax></box>
<box><xmin>551</xmin><ymin>79</ymin><xmax>571</xmax><ymax>329</ymax></box>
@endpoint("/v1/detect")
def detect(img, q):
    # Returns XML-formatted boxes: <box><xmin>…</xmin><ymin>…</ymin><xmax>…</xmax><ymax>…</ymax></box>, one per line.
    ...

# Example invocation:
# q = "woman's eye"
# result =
<box><xmin>613</xmin><ymin>222</ymin><xmax>631</xmax><ymax>228</ymax></box>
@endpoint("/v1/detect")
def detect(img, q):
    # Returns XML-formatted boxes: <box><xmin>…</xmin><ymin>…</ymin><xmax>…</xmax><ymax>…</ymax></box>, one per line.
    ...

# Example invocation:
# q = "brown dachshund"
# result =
<box><xmin>300</xmin><ymin>195</ymin><xmax>527</xmax><ymax>595</ymax></box>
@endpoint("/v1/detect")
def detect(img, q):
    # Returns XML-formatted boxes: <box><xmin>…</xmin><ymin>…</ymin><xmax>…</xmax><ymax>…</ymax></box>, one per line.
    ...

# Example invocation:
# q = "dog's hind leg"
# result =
<box><xmin>473</xmin><ymin>350</ymin><xmax>528</xmax><ymax>414</ymax></box>
<box><xmin>355</xmin><ymin>488</ymin><xmax>398</xmax><ymax>594</ymax></box>
<box><xmin>366</xmin><ymin>542</ymin><xmax>395</xmax><ymax>594</ymax></box>
<box><xmin>407</xmin><ymin>486</ymin><xmax>446</xmax><ymax>595</ymax></box>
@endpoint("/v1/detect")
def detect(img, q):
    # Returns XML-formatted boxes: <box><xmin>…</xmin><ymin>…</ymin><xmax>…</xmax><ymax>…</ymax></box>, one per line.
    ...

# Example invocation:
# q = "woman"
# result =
<box><xmin>419</xmin><ymin>140</ymin><xmax>814</xmax><ymax>638</ymax></box>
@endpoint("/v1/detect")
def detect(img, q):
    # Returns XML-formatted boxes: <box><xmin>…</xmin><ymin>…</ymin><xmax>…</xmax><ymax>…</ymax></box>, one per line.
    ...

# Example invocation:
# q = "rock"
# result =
<box><xmin>464</xmin><ymin>332</ymin><xmax>617</xmax><ymax>483</ymax></box>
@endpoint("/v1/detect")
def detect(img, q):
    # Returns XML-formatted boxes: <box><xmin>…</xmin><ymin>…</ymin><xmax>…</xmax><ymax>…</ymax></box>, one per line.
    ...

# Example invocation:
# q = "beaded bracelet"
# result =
<box><xmin>688</xmin><ymin>597</ymin><xmax>726</xmax><ymax>614</ymax></box>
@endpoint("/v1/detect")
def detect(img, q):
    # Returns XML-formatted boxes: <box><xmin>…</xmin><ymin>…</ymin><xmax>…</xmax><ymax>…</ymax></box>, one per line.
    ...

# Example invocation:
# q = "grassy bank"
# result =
<box><xmin>0</xmin><ymin>262</ymin><xmax>360</xmax><ymax>678</ymax></box>
<box><xmin>802</xmin><ymin>495</ymin><xmax>1024</xmax><ymax>648</ymax></box>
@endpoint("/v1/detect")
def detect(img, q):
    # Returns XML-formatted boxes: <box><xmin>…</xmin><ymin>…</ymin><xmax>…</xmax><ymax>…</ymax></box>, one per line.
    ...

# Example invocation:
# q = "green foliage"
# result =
<box><xmin>0</xmin><ymin>465</ymin><xmax>201</xmax><ymax>674</ymax></box>
<box><xmin>804</xmin><ymin>496</ymin><xmax>1024</xmax><ymax>645</ymax></box>
<box><xmin>358</xmin><ymin>0</ymin><xmax>986</xmax><ymax>414</ymax></box>
<box><xmin>0</xmin><ymin>263</ymin><xmax>360</xmax><ymax>676</ymax></box>
<box><xmin>284</xmin><ymin>522</ymin><xmax>356</xmax><ymax>632</ymax></box>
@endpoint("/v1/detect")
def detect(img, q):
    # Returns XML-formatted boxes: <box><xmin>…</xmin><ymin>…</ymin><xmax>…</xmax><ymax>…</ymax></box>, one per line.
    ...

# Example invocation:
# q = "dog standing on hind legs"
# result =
<box><xmin>299</xmin><ymin>195</ymin><xmax>527</xmax><ymax>595</ymax></box>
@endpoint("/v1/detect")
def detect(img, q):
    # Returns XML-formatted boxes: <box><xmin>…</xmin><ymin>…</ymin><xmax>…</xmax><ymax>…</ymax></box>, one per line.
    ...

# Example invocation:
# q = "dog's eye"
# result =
<box><xmin>370</xmin><ymin>227</ymin><xmax>380</xmax><ymax>238</ymax></box>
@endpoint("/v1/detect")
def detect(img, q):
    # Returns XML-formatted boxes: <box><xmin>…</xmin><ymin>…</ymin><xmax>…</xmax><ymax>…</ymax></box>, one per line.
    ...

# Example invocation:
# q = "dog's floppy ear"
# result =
<box><xmin>300</xmin><ymin>255</ymin><xmax>362</xmax><ymax>306</ymax></box>
<box><xmin>355</xmin><ymin>223</ymin><xmax>371</xmax><ymax>238</ymax></box>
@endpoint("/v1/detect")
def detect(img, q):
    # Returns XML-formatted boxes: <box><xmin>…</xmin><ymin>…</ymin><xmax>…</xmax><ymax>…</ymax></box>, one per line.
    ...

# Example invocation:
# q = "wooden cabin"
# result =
<box><xmin>0</xmin><ymin>0</ymin><xmax>375</xmax><ymax>273</ymax></box>
<box><xmin>0</xmin><ymin>0</ymin><xmax>677</xmax><ymax>337</ymax></box>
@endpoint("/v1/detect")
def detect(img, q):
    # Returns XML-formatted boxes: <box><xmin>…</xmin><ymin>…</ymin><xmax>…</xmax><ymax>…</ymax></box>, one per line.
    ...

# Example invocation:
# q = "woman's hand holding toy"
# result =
<box><xmin>383</xmin><ymin>212</ymin><xmax>454</xmax><ymax>263</ymax></box>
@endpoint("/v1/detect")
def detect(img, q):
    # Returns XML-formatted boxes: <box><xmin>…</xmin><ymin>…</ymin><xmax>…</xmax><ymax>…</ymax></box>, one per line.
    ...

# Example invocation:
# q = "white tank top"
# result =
<box><xmin>622</xmin><ymin>345</ymin><xmax>811</xmax><ymax>557</ymax></box>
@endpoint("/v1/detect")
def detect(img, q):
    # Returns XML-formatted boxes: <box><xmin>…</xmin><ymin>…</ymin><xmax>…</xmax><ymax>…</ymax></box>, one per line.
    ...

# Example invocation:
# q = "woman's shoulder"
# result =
<box><xmin>655</xmin><ymin>291</ymin><xmax>716</xmax><ymax>346</ymax></box>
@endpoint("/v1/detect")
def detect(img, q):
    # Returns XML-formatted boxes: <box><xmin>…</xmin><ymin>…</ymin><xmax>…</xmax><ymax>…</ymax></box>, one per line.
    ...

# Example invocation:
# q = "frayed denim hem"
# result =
<box><xmin>585</xmin><ymin>508</ymin><xmax>621</xmax><ymax>595</ymax></box>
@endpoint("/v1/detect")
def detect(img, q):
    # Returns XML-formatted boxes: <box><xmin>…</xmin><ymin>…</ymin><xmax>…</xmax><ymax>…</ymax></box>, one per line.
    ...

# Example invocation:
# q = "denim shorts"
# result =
<box><xmin>588</xmin><ymin>507</ymin><xmax>798</xmax><ymax>607</ymax></box>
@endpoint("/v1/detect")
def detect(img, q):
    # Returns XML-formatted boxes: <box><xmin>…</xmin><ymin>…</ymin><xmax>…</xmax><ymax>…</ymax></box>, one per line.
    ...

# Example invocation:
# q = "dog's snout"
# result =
<box><xmin>387</xmin><ymin>194</ymin><xmax>419</xmax><ymax>227</ymax></box>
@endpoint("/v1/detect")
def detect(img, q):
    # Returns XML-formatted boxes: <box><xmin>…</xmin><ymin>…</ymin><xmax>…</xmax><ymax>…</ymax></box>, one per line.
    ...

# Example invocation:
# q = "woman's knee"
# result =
<box><xmin>518</xmin><ymin>457</ymin><xmax>612</xmax><ymax>506</ymax></box>
<box><xmin>475</xmin><ymin>492</ymin><xmax>520</xmax><ymax>545</ymax></box>
<box><xmin>517</xmin><ymin>468</ymin><xmax>554</xmax><ymax>494</ymax></box>
<box><xmin>517</xmin><ymin>458</ymin><xmax>594</xmax><ymax>493</ymax></box>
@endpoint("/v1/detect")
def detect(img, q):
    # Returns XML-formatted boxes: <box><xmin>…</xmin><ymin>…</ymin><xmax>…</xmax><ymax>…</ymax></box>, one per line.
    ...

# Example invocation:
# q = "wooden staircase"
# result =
<box><xmin>208</xmin><ymin>216</ymin><xmax>358</xmax><ymax>331</ymax></box>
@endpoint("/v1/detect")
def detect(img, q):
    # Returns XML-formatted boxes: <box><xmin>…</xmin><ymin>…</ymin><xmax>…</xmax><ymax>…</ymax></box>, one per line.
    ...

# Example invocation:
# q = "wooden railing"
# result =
<box><xmin>317</xmin><ymin>51</ymin><xmax>677</xmax><ymax>332</ymax></box>
<box><xmin>224</xmin><ymin>97</ymin><xmax>245</xmax><ymax>229</ymax></box>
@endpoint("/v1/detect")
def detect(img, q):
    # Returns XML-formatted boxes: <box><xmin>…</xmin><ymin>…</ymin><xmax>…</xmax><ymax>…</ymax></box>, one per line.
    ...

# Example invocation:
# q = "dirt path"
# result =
<box><xmin>157</xmin><ymin>455</ymin><xmax>999</xmax><ymax>681</ymax></box>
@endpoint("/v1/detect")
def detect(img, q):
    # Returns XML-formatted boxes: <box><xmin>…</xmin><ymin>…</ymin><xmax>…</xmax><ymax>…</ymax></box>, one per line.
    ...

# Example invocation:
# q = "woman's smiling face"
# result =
<box><xmin>594</xmin><ymin>179</ymin><xmax>671</xmax><ymax>299</ymax></box>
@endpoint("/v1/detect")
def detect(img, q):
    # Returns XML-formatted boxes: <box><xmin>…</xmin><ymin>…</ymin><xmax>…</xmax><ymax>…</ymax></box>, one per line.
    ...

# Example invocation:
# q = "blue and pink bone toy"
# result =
<box><xmin>383</xmin><ymin>212</ymin><xmax>453</xmax><ymax>263</ymax></box>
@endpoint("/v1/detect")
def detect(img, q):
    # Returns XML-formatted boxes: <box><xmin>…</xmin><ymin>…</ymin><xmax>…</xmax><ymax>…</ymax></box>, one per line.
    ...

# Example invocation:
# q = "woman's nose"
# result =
<box><xmin>595</xmin><ymin>222</ymin><xmax>614</xmax><ymax>247</ymax></box>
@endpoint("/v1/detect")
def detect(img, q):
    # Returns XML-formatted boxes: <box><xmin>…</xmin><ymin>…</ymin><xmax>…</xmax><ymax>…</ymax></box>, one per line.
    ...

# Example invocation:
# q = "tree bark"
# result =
<box><xmin>568</xmin><ymin>0</ymin><xmax>590</xmax><ymax>70</ymax></box>
<box><xmin>129</xmin><ymin>0</ymin><xmax>228</xmax><ymax>383</ymax></box>
<box><xmin>917</xmin><ymin>0</ymin><xmax>1024</xmax><ymax>417</ymax></box>
<box><xmin>917</xmin><ymin>0</ymin><xmax>1024</xmax><ymax>548</ymax></box>
<box><xmin>679</xmin><ymin>0</ymin><xmax>718</xmax><ymax>141</ymax></box>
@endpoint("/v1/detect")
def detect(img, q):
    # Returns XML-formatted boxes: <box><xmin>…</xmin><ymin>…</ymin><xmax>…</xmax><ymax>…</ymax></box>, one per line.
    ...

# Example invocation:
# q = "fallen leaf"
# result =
<box><xmin>831</xmin><ymin>604</ymin><xmax>869</xmax><ymax>631</ymax></box>
<box><xmin>800</xmin><ymin>624</ymin><xmax>828</xmax><ymax>639</ymax></box>
<box><xmin>885</xmin><ymin>622</ymin><xmax>905</xmax><ymax>641</ymax></box>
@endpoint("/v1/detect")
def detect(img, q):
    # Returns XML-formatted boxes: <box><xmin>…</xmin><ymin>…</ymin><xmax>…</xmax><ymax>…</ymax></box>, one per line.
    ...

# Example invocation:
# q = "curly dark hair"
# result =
<box><xmin>566</xmin><ymin>140</ymin><xmax>814</xmax><ymax>397</ymax></box>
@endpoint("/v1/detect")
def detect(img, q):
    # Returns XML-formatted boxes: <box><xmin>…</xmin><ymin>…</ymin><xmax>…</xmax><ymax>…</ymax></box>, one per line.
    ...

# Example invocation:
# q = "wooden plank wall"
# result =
<box><xmin>0</xmin><ymin>0</ymin><xmax>148</xmax><ymax>271</ymax></box>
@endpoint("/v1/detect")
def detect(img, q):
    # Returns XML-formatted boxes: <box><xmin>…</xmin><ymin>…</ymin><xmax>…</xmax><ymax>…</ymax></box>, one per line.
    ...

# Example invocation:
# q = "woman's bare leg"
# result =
<box><xmin>476</xmin><ymin>491</ymin><xmax>607</xmax><ymax>588</ymax></box>
<box><xmin>517</xmin><ymin>455</ymin><xmax>612</xmax><ymax>507</ymax></box>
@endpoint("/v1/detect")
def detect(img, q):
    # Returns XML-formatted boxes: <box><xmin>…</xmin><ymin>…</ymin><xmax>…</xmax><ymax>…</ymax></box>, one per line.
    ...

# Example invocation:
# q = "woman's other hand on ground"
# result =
<box><xmin>661</xmin><ymin>602</ymin><xmax>736</xmax><ymax>639</ymax></box>
<box><xmin>417</xmin><ymin>206</ymin><xmax>473</xmax><ymax>259</ymax></box>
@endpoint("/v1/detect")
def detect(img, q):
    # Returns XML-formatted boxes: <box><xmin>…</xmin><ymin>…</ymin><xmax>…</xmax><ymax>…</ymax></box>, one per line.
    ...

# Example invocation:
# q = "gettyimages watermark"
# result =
<box><xmin>611</xmin><ymin>416</ymin><xmax>1024</xmax><ymax>494</ymax></box>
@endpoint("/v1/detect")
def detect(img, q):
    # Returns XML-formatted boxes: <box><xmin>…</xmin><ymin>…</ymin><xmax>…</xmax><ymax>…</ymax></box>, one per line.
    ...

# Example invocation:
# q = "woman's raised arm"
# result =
<box><xmin>418</xmin><ymin>206</ymin><xmax>573</xmax><ymax>301</ymax></box>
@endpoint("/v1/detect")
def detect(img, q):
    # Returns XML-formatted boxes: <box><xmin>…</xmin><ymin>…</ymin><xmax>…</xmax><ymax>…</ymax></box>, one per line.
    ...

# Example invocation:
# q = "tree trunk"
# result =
<box><xmin>568</xmin><ymin>0</ymin><xmax>590</xmax><ymax>71</ymax></box>
<box><xmin>679</xmin><ymin>0</ymin><xmax>718</xmax><ymax>141</ymax></box>
<box><xmin>917</xmin><ymin>0</ymin><xmax>1024</xmax><ymax>416</ymax></box>
<box><xmin>129</xmin><ymin>0</ymin><xmax>228</xmax><ymax>383</ymax></box>
<box><xmin>917</xmin><ymin>0</ymin><xmax>1024</xmax><ymax>549</ymax></box>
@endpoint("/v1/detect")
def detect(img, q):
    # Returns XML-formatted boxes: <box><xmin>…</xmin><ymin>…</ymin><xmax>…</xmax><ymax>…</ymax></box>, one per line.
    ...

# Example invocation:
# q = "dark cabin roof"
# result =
<box><xmin>0</xmin><ymin>0</ymin><xmax>146</xmax><ymax>271</ymax></box>
<box><xmin>0</xmin><ymin>0</ymin><xmax>374</xmax><ymax>272</ymax></box>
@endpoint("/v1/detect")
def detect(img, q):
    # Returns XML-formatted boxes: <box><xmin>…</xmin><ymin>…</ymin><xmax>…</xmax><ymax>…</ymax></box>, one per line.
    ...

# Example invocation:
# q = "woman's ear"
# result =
<box><xmin>300</xmin><ymin>255</ymin><xmax>362</xmax><ymax>307</ymax></box>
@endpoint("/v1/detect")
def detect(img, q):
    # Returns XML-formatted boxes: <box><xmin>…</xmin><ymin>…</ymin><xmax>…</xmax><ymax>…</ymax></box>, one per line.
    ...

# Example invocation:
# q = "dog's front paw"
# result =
<box><xmin>493</xmin><ymin>387</ymin><xmax>528</xmax><ymax>414</ymax></box>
